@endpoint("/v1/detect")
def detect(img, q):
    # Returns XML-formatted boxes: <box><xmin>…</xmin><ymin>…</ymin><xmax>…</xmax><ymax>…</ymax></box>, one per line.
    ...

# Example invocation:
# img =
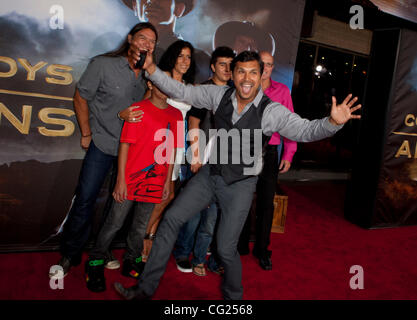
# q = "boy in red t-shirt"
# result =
<box><xmin>85</xmin><ymin>79</ymin><xmax>182</xmax><ymax>293</ymax></box>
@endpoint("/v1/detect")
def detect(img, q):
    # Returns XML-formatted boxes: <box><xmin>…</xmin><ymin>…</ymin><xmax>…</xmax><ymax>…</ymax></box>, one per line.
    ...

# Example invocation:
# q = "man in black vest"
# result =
<box><xmin>114</xmin><ymin>51</ymin><xmax>361</xmax><ymax>300</ymax></box>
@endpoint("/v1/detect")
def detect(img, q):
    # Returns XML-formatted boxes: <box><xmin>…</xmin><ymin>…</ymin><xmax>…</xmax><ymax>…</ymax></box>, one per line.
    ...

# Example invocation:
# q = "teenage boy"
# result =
<box><xmin>85</xmin><ymin>78</ymin><xmax>182</xmax><ymax>292</ymax></box>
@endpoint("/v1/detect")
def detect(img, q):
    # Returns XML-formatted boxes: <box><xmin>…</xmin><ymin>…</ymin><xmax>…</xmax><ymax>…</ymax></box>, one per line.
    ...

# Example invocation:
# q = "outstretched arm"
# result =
<box><xmin>262</xmin><ymin>94</ymin><xmax>361</xmax><ymax>142</ymax></box>
<box><xmin>142</xmin><ymin>53</ymin><xmax>227</xmax><ymax>111</ymax></box>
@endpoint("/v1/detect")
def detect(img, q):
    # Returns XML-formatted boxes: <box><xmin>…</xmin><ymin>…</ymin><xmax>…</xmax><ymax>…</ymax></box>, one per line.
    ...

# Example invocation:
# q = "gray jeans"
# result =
<box><xmin>89</xmin><ymin>200</ymin><xmax>154</xmax><ymax>262</ymax></box>
<box><xmin>137</xmin><ymin>165</ymin><xmax>257</xmax><ymax>300</ymax></box>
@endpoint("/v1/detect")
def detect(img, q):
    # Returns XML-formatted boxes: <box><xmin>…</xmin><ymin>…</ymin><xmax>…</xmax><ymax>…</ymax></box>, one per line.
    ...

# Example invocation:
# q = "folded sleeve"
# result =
<box><xmin>76</xmin><ymin>57</ymin><xmax>102</xmax><ymax>101</ymax></box>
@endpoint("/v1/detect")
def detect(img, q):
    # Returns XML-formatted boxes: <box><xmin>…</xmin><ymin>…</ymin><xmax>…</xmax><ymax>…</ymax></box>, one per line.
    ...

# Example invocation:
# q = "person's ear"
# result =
<box><xmin>147</xmin><ymin>81</ymin><xmax>153</xmax><ymax>90</ymax></box>
<box><xmin>174</xmin><ymin>3</ymin><xmax>186</xmax><ymax>18</ymax></box>
<box><xmin>210</xmin><ymin>64</ymin><xmax>215</xmax><ymax>73</ymax></box>
<box><xmin>127</xmin><ymin>34</ymin><xmax>132</xmax><ymax>44</ymax></box>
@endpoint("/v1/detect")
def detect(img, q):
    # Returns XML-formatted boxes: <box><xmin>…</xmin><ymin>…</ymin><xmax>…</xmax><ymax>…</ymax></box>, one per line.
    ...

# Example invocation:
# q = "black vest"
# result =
<box><xmin>210</xmin><ymin>87</ymin><xmax>270</xmax><ymax>184</ymax></box>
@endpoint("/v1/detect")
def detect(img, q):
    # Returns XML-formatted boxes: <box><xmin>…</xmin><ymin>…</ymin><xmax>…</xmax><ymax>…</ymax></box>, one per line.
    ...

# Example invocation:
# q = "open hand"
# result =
<box><xmin>329</xmin><ymin>94</ymin><xmax>362</xmax><ymax>125</ymax></box>
<box><xmin>113</xmin><ymin>180</ymin><xmax>127</xmax><ymax>203</ymax></box>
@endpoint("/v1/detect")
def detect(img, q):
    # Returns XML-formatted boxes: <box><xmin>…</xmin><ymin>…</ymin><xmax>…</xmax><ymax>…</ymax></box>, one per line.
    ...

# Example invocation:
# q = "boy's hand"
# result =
<box><xmin>113</xmin><ymin>180</ymin><xmax>128</xmax><ymax>203</ymax></box>
<box><xmin>162</xmin><ymin>180</ymin><xmax>172</xmax><ymax>201</ymax></box>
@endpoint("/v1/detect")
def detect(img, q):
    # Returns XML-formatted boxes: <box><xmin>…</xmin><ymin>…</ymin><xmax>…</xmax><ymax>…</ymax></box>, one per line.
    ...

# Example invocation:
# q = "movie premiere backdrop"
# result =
<box><xmin>0</xmin><ymin>0</ymin><xmax>306</xmax><ymax>251</ymax></box>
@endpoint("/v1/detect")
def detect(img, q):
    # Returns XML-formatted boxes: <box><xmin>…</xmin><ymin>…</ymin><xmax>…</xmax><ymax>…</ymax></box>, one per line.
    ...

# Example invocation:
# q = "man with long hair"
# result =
<box><xmin>50</xmin><ymin>22</ymin><xmax>158</xmax><ymax>278</ymax></box>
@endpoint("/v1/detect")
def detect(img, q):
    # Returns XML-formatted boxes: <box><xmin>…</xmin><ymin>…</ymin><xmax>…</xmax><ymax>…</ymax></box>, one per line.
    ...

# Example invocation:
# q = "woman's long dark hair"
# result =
<box><xmin>101</xmin><ymin>22</ymin><xmax>158</xmax><ymax>57</ymax></box>
<box><xmin>158</xmin><ymin>40</ymin><xmax>196</xmax><ymax>85</ymax></box>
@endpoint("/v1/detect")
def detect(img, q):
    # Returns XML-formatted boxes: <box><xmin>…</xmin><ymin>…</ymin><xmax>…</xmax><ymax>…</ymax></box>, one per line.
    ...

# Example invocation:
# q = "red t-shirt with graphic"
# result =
<box><xmin>120</xmin><ymin>99</ymin><xmax>183</xmax><ymax>203</ymax></box>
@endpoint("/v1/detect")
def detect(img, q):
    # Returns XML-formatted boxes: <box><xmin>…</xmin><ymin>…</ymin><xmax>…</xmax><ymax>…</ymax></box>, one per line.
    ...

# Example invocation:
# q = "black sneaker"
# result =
<box><xmin>176</xmin><ymin>258</ymin><xmax>192</xmax><ymax>273</ymax></box>
<box><xmin>253</xmin><ymin>249</ymin><xmax>272</xmax><ymax>271</ymax></box>
<box><xmin>85</xmin><ymin>259</ymin><xmax>106</xmax><ymax>292</ymax></box>
<box><xmin>121</xmin><ymin>257</ymin><xmax>145</xmax><ymax>279</ymax></box>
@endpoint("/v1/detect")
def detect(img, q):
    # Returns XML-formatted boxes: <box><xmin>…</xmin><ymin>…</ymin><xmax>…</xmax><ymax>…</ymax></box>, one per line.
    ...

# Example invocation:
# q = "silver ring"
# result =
<box><xmin>132</xmin><ymin>117</ymin><xmax>136</xmax><ymax>121</ymax></box>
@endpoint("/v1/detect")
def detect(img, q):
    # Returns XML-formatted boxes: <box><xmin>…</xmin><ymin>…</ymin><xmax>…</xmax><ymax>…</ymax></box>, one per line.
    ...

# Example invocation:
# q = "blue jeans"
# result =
<box><xmin>173</xmin><ymin>211</ymin><xmax>200</xmax><ymax>261</ymax></box>
<box><xmin>173</xmin><ymin>203</ymin><xmax>218</xmax><ymax>266</ymax></box>
<box><xmin>60</xmin><ymin>140</ymin><xmax>116</xmax><ymax>263</ymax></box>
<box><xmin>191</xmin><ymin>203</ymin><xmax>218</xmax><ymax>266</ymax></box>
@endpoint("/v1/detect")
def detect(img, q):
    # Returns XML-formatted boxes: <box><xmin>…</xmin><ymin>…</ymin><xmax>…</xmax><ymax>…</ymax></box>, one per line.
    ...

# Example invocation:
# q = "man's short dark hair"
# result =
<box><xmin>210</xmin><ymin>46</ymin><xmax>236</xmax><ymax>66</ymax></box>
<box><xmin>231</xmin><ymin>51</ymin><xmax>264</xmax><ymax>75</ymax></box>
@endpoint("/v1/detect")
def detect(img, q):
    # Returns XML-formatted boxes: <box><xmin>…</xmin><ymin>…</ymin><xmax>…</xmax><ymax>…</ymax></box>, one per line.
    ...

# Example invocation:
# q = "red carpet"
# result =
<box><xmin>1</xmin><ymin>181</ymin><xmax>417</xmax><ymax>300</ymax></box>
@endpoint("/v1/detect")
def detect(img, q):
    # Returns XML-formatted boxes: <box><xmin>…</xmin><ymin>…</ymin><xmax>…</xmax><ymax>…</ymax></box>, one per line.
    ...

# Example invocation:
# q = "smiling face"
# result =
<box><xmin>172</xmin><ymin>46</ymin><xmax>191</xmax><ymax>77</ymax></box>
<box><xmin>232</xmin><ymin>60</ymin><xmax>262</xmax><ymax>103</ymax></box>
<box><xmin>128</xmin><ymin>27</ymin><xmax>157</xmax><ymax>53</ymax></box>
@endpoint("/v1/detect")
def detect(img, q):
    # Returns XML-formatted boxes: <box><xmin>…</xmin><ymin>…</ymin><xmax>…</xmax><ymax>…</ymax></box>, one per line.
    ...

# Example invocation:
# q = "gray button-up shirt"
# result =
<box><xmin>77</xmin><ymin>55</ymin><xmax>147</xmax><ymax>156</ymax></box>
<box><xmin>147</xmin><ymin>67</ymin><xmax>343</xmax><ymax>143</ymax></box>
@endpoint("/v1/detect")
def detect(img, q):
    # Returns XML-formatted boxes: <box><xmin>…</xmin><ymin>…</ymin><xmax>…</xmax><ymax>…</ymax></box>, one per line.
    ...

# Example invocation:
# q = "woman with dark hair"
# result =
<box><xmin>50</xmin><ymin>22</ymin><xmax>158</xmax><ymax>279</ymax></box>
<box><xmin>141</xmin><ymin>39</ymin><xmax>196</xmax><ymax>262</ymax></box>
<box><xmin>158</xmin><ymin>40</ymin><xmax>196</xmax><ymax>85</ymax></box>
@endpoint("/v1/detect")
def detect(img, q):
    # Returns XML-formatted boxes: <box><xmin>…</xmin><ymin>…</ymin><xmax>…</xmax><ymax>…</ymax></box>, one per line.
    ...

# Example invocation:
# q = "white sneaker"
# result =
<box><xmin>105</xmin><ymin>251</ymin><xmax>120</xmax><ymax>270</ymax></box>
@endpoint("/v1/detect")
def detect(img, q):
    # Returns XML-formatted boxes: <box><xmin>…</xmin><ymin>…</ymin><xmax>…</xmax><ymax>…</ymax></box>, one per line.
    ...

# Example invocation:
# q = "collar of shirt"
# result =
<box><xmin>118</xmin><ymin>55</ymin><xmax>131</xmax><ymax>69</ymax></box>
<box><xmin>264</xmin><ymin>78</ymin><xmax>286</xmax><ymax>102</ymax></box>
<box><xmin>230</xmin><ymin>87</ymin><xmax>264</xmax><ymax>124</ymax></box>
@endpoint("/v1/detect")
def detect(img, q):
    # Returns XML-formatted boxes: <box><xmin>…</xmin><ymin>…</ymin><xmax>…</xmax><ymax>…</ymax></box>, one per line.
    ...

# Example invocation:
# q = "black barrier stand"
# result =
<box><xmin>346</xmin><ymin>28</ymin><xmax>417</xmax><ymax>228</ymax></box>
